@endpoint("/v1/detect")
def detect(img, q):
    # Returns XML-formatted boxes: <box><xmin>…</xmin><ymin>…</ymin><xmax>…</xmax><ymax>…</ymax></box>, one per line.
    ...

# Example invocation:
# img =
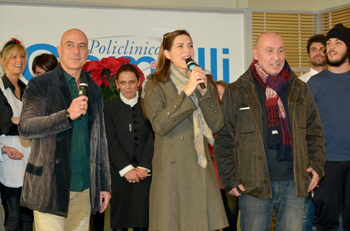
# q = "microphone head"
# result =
<box><xmin>185</xmin><ymin>57</ymin><xmax>197</xmax><ymax>70</ymax></box>
<box><xmin>79</xmin><ymin>77</ymin><xmax>88</xmax><ymax>88</ymax></box>
<box><xmin>79</xmin><ymin>77</ymin><xmax>88</xmax><ymax>96</ymax></box>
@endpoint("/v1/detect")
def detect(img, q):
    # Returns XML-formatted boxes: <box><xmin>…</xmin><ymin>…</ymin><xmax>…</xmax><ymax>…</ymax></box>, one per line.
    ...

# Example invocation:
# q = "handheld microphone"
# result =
<box><xmin>78</xmin><ymin>78</ymin><xmax>88</xmax><ymax>120</ymax></box>
<box><xmin>185</xmin><ymin>58</ymin><xmax>206</xmax><ymax>89</ymax></box>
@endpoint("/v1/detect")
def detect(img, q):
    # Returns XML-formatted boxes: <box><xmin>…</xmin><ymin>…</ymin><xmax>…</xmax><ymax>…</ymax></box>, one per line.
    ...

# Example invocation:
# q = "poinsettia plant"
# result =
<box><xmin>83</xmin><ymin>56</ymin><xmax>145</xmax><ymax>103</ymax></box>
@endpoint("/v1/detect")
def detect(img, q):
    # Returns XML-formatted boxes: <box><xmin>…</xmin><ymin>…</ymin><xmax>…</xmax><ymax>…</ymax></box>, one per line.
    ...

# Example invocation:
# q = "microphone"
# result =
<box><xmin>78</xmin><ymin>78</ymin><xmax>88</xmax><ymax>120</ymax></box>
<box><xmin>186</xmin><ymin>58</ymin><xmax>206</xmax><ymax>89</ymax></box>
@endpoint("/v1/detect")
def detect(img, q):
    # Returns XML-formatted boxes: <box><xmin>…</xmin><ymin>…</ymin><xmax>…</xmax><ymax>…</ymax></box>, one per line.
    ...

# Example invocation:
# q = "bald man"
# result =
<box><xmin>214</xmin><ymin>32</ymin><xmax>325</xmax><ymax>231</ymax></box>
<box><xmin>19</xmin><ymin>29</ymin><xmax>111</xmax><ymax>231</ymax></box>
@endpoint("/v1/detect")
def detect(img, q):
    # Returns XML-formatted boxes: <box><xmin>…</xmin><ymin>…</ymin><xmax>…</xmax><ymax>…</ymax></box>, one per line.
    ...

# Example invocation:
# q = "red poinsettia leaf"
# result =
<box><xmin>83</xmin><ymin>60</ymin><xmax>103</xmax><ymax>73</ymax></box>
<box><xmin>91</xmin><ymin>74</ymin><xmax>103</xmax><ymax>86</ymax></box>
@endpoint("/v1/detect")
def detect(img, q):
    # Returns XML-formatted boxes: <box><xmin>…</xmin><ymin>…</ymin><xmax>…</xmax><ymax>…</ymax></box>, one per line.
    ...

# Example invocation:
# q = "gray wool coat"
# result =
<box><xmin>143</xmin><ymin>75</ymin><xmax>228</xmax><ymax>231</ymax></box>
<box><xmin>18</xmin><ymin>64</ymin><xmax>111</xmax><ymax>217</ymax></box>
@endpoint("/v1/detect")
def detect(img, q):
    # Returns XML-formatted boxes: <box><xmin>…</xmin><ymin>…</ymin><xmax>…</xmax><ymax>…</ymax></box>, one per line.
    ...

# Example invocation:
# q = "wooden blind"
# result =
<box><xmin>319</xmin><ymin>5</ymin><xmax>350</xmax><ymax>35</ymax></box>
<box><xmin>252</xmin><ymin>12</ymin><xmax>315</xmax><ymax>76</ymax></box>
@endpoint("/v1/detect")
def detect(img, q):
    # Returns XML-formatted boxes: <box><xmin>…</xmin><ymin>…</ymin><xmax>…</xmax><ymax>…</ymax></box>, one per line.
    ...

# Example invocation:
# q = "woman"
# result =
<box><xmin>0</xmin><ymin>38</ymin><xmax>33</xmax><ymax>230</ymax></box>
<box><xmin>104</xmin><ymin>64</ymin><xmax>154</xmax><ymax>231</ymax></box>
<box><xmin>142</xmin><ymin>30</ymin><xmax>228</xmax><ymax>231</ymax></box>
<box><xmin>31</xmin><ymin>53</ymin><xmax>58</xmax><ymax>76</ymax></box>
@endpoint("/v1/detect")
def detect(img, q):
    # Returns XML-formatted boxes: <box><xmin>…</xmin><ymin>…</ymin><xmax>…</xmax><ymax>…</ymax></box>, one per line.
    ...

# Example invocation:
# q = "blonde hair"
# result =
<box><xmin>0</xmin><ymin>43</ymin><xmax>27</xmax><ymax>73</ymax></box>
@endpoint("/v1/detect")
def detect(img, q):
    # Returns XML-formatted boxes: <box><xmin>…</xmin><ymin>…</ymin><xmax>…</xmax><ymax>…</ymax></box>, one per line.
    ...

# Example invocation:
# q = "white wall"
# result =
<box><xmin>0</xmin><ymin>0</ymin><xmax>348</xmax><ymax>11</ymax></box>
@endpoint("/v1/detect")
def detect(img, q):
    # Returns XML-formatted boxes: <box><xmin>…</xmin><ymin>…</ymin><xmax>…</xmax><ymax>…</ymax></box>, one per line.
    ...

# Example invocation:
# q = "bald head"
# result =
<box><xmin>57</xmin><ymin>29</ymin><xmax>89</xmax><ymax>77</ymax></box>
<box><xmin>253</xmin><ymin>32</ymin><xmax>285</xmax><ymax>76</ymax></box>
<box><xmin>255</xmin><ymin>32</ymin><xmax>283</xmax><ymax>49</ymax></box>
<box><xmin>60</xmin><ymin>29</ymin><xmax>88</xmax><ymax>47</ymax></box>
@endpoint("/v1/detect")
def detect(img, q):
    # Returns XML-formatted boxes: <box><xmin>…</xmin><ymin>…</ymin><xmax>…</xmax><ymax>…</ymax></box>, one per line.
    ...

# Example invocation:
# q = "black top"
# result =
<box><xmin>254</xmin><ymin>78</ymin><xmax>294</xmax><ymax>181</ymax></box>
<box><xmin>0</xmin><ymin>74</ymin><xmax>26</xmax><ymax>136</ymax></box>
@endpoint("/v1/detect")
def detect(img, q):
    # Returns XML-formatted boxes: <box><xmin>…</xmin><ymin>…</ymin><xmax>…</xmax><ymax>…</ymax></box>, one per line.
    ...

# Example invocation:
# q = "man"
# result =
<box><xmin>299</xmin><ymin>34</ymin><xmax>327</xmax><ymax>231</ymax></box>
<box><xmin>214</xmin><ymin>32</ymin><xmax>325</xmax><ymax>231</ymax></box>
<box><xmin>308</xmin><ymin>23</ymin><xmax>350</xmax><ymax>231</ymax></box>
<box><xmin>19</xmin><ymin>29</ymin><xmax>111</xmax><ymax>231</ymax></box>
<box><xmin>299</xmin><ymin>34</ymin><xmax>327</xmax><ymax>83</ymax></box>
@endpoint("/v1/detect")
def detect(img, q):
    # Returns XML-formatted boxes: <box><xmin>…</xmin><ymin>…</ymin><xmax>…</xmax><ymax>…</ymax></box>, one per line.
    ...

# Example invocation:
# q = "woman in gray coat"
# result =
<box><xmin>142</xmin><ymin>30</ymin><xmax>228</xmax><ymax>231</ymax></box>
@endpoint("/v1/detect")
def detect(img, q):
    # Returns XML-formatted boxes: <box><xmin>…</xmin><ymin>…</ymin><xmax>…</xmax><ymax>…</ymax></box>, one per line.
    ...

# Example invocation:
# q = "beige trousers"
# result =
<box><xmin>34</xmin><ymin>189</ymin><xmax>91</xmax><ymax>231</ymax></box>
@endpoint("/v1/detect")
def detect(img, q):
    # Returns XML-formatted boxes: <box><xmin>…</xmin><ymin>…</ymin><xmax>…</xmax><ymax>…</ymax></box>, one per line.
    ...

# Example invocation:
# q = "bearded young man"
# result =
<box><xmin>299</xmin><ymin>34</ymin><xmax>327</xmax><ymax>83</ymax></box>
<box><xmin>299</xmin><ymin>33</ymin><xmax>327</xmax><ymax>231</ymax></box>
<box><xmin>308</xmin><ymin>23</ymin><xmax>350</xmax><ymax>231</ymax></box>
<box><xmin>214</xmin><ymin>32</ymin><xmax>325</xmax><ymax>231</ymax></box>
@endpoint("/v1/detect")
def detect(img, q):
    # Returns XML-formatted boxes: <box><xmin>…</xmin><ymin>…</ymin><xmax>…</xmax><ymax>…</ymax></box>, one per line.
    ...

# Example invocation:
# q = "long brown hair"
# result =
<box><xmin>153</xmin><ymin>30</ymin><xmax>192</xmax><ymax>83</ymax></box>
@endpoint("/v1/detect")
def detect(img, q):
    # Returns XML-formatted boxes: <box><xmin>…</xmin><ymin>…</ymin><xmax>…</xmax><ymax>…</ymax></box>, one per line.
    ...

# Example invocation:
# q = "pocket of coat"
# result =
<box><xmin>237</xmin><ymin>108</ymin><xmax>255</xmax><ymax>134</ymax></box>
<box><xmin>25</xmin><ymin>162</ymin><xmax>43</xmax><ymax>176</ymax></box>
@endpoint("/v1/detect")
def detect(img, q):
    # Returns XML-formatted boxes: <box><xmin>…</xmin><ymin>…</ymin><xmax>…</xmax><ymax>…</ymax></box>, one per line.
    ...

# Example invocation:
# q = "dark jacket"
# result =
<box><xmin>104</xmin><ymin>97</ymin><xmax>154</xmax><ymax>172</ymax></box>
<box><xmin>104</xmin><ymin>97</ymin><xmax>154</xmax><ymax>228</ymax></box>
<box><xmin>214</xmin><ymin>68</ymin><xmax>325</xmax><ymax>200</ymax></box>
<box><xmin>18</xmin><ymin>64</ymin><xmax>111</xmax><ymax>216</ymax></box>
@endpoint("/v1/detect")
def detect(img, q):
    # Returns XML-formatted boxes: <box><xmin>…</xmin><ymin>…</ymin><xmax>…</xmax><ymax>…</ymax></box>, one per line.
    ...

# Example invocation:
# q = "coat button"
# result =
<box><xmin>172</xmin><ymin>118</ymin><xmax>176</xmax><ymax>122</ymax></box>
<box><xmin>210</xmin><ymin>105</ymin><xmax>214</xmax><ymax>108</ymax></box>
<box><xmin>171</xmin><ymin>160</ymin><xmax>175</xmax><ymax>164</ymax></box>
<box><xmin>206</xmin><ymin>99</ymin><xmax>210</xmax><ymax>102</ymax></box>
<box><xmin>180</xmin><ymin>114</ymin><xmax>183</xmax><ymax>117</ymax></box>
<box><xmin>167</xmin><ymin>112</ymin><xmax>170</xmax><ymax>115</ymax></box>
<box><xmin>174</xmin><ymin>105</ymin><xmax>177</xmax><ymax>108</ymax></box>
<box><xmin>55</xmin><ymin>158</ymin><xmax>60</xmax><ymax>164</ymax></box>
<box><xmin>214</xmin><ymin>110</ymin><xmax>217</xmax><ymax>113</ymax></box>
<box><xmin>180</xmin><ymin>137</ymin><xmax>184</xmax><ymax>140</ymax></box>
<box><xmin>179</xmin><ymin>98</ymin><xmax>182</xmax><ymax>102</ymax></box>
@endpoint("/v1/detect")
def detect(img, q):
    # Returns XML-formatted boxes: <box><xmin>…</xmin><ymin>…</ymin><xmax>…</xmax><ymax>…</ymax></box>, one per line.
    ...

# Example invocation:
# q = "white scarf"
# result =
<box><xmin>169</xmin><ymin>64</ymin><xmax>214</xmax><ymax>168</ymax></box>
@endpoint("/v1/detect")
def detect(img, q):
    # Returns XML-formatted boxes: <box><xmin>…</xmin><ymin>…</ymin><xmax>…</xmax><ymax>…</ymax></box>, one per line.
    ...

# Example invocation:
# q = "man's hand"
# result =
<box><xmin>67</xmin><ymin>95</ymin><xmax>88</xmax><ymax>120</ymax></box>
<box><xmin>228</xmin><ymin>184</ymin><xmax>246</xmax><ymax>197</ymax></box>
<box><xmin>100</xmin><ymin>191</ymin><xmax>111</xmax><ymax>213</ymax></box>
<box><xmin>2</xmin><ymin>146</ymin><xmax>24</xmax><ymax>160</ymax></box>
<box><xmin>11</xmin><ymin>117</ymin><xmax>20</xmax><ymax>125</ymax></box>
<box><xmin>307</xmin><ymin>167</ymin><xmax>320</xmax><ymax>192</ymax></box>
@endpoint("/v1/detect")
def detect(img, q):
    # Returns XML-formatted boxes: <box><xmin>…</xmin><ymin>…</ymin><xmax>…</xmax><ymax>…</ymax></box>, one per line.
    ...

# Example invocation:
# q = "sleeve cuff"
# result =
<box><xmin>137</xmin><ymin>166</ymin><xmax>151</xmax><ymax>172</ymax></box>
<box><xmin>119</xmin><ymin>164</ymin><xmax>135</xmax><ymax>177</ymax></box>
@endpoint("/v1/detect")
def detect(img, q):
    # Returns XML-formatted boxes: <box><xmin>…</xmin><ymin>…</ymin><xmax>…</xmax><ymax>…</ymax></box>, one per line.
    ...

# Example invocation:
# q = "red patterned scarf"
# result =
<box><xmin>251</xmin><ymin>59</ymin><xmax>292</xmax><ymax>161</ymax></box>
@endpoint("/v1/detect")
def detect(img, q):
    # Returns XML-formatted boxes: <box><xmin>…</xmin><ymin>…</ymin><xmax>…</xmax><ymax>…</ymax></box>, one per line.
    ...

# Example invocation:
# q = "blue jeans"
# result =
<box><xmin>303</xmin><ymin>193</ymin><xmax>315</xmax><ymax>231</ymax></box>
<box><xmin>239</xmin><ymin>178</ymin><xmax>305</xmax><ymax>231</ymax></box>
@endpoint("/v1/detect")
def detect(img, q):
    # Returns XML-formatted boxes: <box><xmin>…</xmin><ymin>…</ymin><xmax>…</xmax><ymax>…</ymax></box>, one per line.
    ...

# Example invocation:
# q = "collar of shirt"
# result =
<box><xmin>62</xmin><ymin>67</ymin><xmax>85</xmax><ymax>84</ymax></box>
<box><xmin>120</xmin><ymin>92</ymin><xmax>139</xmax><ymax>108</ymax></box>
<box><xmin>2</xmin><ymin>74</ymin><xmax>26</xmax><ymax>99</ymax></box>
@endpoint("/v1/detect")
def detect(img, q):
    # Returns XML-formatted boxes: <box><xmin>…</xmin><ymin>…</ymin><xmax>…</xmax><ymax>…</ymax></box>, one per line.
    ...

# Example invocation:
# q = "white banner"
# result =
<box><xmin>0</xmin><ymin>4</ymin><xmax>245</xmax><ymax>83</ymax></box>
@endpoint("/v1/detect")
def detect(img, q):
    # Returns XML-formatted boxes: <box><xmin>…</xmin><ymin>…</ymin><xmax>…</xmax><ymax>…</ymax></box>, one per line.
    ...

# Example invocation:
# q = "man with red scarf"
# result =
<box><xmin>214</xmin><ymin>32</ymin><xmax>326</xmax><ymax>231</ymax></box>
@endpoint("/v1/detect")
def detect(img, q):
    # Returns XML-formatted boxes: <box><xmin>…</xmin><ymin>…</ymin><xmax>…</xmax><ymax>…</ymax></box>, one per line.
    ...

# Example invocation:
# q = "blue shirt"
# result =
<box><xmin>308</xmin><ymin>68</ymin><xmax>350</xmax><ymax>161</ymax></box>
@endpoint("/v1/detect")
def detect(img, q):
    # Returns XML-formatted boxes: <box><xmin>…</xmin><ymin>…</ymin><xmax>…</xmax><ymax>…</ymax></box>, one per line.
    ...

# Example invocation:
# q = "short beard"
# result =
<box><xmin>311</xmin><ymin>59</ymin><xmax>326</xmax><ymax>67</ymax></box>
<box><xmin>327</xmin><ymin>48</ymin><xmax>350</xmax><ymax>67</ymax></box>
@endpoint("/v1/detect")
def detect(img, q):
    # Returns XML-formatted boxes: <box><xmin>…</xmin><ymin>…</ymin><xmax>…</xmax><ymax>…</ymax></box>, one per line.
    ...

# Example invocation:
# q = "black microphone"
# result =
<box><xmin>78</xmin><ymin>78</ymin><xmax>88</xmax><ymax>120</ymax></box>
<box><xmin>186</xmin><ymin>57</ymin><xmax>206</xmax><ymax>89</ymax></box>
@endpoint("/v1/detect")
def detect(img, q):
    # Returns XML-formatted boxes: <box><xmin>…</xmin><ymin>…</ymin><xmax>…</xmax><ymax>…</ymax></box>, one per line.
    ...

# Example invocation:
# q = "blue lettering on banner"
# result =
<box><xmin>223</xmin><ymin>48</ymin><xmax>230</xmax><ymax>83</ymax></box>
<box><xmin>22</xmin><ymin>42</ymin><xmax>230</xmax><ymax>83</ymax></box>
